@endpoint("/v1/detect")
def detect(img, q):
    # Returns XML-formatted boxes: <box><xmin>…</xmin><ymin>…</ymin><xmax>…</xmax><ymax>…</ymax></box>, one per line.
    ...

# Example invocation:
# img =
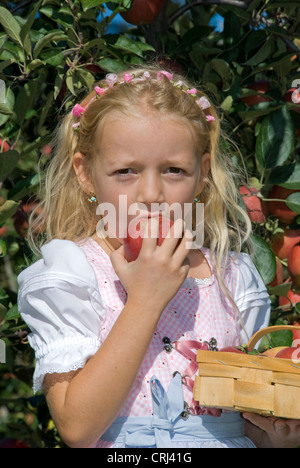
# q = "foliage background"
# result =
<box><xmin>0</xmin><ymin>0</ymin><xmax>299</xmax><ymax>448</ymax></box>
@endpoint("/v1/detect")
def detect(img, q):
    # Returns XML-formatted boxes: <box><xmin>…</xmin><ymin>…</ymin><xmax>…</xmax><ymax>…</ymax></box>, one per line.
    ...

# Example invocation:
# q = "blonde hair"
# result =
<box><xmin>29</xmin><ymin>64</ymin><xmax>252</xmax><ymax>288</ymax></box>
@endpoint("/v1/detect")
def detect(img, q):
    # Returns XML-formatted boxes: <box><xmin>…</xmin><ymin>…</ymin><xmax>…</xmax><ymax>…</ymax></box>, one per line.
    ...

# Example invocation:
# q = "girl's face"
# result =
<box><xmin>73</xmin><ymin>111</ymin><xmax>210</xmax><ymax>241</ymax></box>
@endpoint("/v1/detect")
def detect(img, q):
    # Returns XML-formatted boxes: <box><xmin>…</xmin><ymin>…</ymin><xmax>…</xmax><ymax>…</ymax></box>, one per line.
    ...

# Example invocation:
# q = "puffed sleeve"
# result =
<box><xmin>18</xmin><ymin>239</ymin><xmax>106</xmax><ymax>393</ymax></box>
<box><xmin>233</xmin><ymin>253</ymin><xmax>271</xmax><ymax>345</ymax></box>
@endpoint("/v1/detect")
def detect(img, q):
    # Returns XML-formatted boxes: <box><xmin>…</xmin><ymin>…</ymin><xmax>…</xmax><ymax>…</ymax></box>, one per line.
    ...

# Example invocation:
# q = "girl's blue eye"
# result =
<box><xmin>116</xmin><ymin>168</ymin><xmax>134</xmax><ymax>175</ymax></box>
<box><xmin>167</xmin><ymin>167</ymin><xmax>183</xmax><ymax>174</ymax></box>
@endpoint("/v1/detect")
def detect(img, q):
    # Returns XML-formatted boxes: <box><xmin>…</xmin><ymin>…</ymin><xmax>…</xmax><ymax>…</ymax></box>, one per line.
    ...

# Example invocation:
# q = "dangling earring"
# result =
<box><xmin>88</xmin><ymin>192</ymin><xmax>97</xmax><ymax>203</ymax></box>
<box><xmin>194</xmin><ymin>196</ymin><xmax>199</xmax><ymax>203</ymax></box>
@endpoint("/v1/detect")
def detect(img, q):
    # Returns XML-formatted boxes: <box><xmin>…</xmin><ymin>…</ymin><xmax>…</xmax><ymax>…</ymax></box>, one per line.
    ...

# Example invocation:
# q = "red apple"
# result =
<box><xmin>275</xmin><ymin>346</ymin><xmax>300</xmax><ymax>362</ymax></box>
<box><xmin>288</xmin><ymin>244</ymin><xmax>300</xmax><ymax>287</ymax></box>
<box><xmin>123</xmin><ymin>216</ymin><xmax>174</xmax><ymax>262</ymax></box>
<box><xmin>271</xmin><ymin>228</ymin><xmax>300</xmax><ymax>260</ymax></box>
<box><xmin>283</xmin><ymin>88</ymin><xmax>300</xmax><ymax>113</ymax></box>
<box><xmin>263</xmin><ymin>346</ymin><xmax>287</xmax><ymax>357</ymax></box>
<box><xmin>85</xmin><ymin>64</ymin><xmax>103</xmax><ymax>75</ymax></box>
<box><xmin>0</xmin><ymin>438</ymin><xmax>30</xmax><ymax>448</ymax></box>
<box><xmin>279</xmin><ymin>286</ymin><xmax>300</xmax><ymax>306</ymax></box>
<box><xmin>121</xmin><ymin>0</ymin><xmax>164</xmax><ymax>25</ymax></box>
<box><xmin>241</xmin><ymin>81</ymin><xmax>271</xmax><ymax>107</ymax></box>
<box><xmin>268</xmin><ymin>185</ymin><xmax>300</xmax><ymax>224</ymax></box>
<box><xmin>0</xmin><ymin>138</ymin><xmax>10</xmax><ymax>152</ymax></box>
<box><xmin>239</xmin><ymin>185</ymin><xmax>268</xmax><ymax>223</ymax></box>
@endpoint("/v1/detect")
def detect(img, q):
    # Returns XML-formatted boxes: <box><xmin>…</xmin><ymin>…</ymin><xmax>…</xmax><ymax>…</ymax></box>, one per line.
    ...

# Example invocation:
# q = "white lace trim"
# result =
<box><xmin>183</xmin><ymin>275</ymin><xmax>214</xmax><ymax>288</ymax></box>
<box><xmin>32</xmin><ymin>360</ymin><xmax>89</xmax><ymax>394</ymax></box>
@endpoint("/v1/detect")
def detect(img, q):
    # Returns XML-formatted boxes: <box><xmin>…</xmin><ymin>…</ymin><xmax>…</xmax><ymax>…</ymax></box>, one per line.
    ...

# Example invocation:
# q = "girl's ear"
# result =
<box><xmin>197</xmin><ymin>152</ymin><xmax>211</xmax><ymax>193</ymax></box>
<box><xmin>73</xmin><ymin>152</ymin><xmax>95</xmax><ymax>194</ymax></box>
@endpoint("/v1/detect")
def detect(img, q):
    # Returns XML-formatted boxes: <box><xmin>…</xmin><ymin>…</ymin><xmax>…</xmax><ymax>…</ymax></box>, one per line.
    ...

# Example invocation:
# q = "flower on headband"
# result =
<box><xmin>206</xmin><ymin>115</ymin><xmax>215</xmax><ymax>122</ymax></box>
<box><xmin>187</xmin><ymin>88</ymin><xmax>197</xmax><ymax>96</ymax></box>
<box><xmin>72</xmin><ymin>104</ymin><xmax>85</xmax><ymax>117</ymax></box>
<box><xmin>124</xmin><ymin>73</ymin><xmax>134</xmax><ymax>82</ymax></box>
<box><xmin>196</xmin><ymin>96</ymin><xmax>210</xmax><ymax>110</ymax></box>
<box><xmin>95</xmin><ymin>86</ymin><xmax>104</xmax><ymax>96</ymax></box>
<box><xmin>174</xmin><ymin>80</ymin><xmax>184</xmax><ymax>88</ymax></box>
<box><xmin>72</xmin><ymin>122</ymin><xmax>80</xmax><ymax>130</ymax></box>
<box><xmin>157</xmin><ymin>70</ymin><xmax>173</xmax><ymax>81</ymax></box>
<box><xmin>106</xmin><ymin>73</ymin><xmax>119</xmax><ymax>88</ymax></box>
<box><xmin>142</xmin><ymin>71</ymin><xmax>151</xmax><ymax>79</ymax></box>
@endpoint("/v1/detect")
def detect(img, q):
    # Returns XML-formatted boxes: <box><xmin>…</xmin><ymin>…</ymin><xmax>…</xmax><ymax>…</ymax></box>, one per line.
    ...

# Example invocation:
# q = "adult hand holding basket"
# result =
<box><xmin>194</xmin><ymin>325</ymin><xmax>300</xmax><ymax>418</ymax></box>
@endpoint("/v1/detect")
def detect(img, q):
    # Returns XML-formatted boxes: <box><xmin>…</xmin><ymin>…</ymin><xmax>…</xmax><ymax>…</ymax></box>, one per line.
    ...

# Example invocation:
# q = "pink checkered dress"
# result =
<box><xmin>77</xmin><ymin>237</ymin><xmax>268</xmax><ymax>447</ymax></box>
<box><xmin>18</xmin><ymin>237</ymin><xmax>270</xmax><ymax>448</ymax></box>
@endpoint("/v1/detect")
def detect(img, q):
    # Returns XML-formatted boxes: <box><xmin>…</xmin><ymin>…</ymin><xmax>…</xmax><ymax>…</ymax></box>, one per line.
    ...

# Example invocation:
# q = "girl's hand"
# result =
<box><xmin>244</xmin><ymin>412</ymin><xmax>300</xmax><ymax>448</ymax></box>
<box><xmin>110</xmin><ymin>218</ymin><xmax>192</xmax><ymax>312</ymax></box>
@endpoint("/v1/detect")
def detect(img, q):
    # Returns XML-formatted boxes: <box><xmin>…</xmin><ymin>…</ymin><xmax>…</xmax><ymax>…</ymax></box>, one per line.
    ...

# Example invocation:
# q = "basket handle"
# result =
<box><xmin>247</xmin><ymin>325</ymin><xmax>300</xmax><ymax>350</ymax></box>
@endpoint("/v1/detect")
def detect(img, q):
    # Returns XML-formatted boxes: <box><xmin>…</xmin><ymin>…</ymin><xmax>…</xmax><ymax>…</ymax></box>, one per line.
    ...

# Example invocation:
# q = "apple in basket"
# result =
<box><xmin>123</xmin><ymin>216</ymin><xmax>174</xmax><ymax>262</ymax></box>
<box><xmin>275</xmin><ymin>347</ymin><xmax>300</xmax><ymax>363</ymax></box>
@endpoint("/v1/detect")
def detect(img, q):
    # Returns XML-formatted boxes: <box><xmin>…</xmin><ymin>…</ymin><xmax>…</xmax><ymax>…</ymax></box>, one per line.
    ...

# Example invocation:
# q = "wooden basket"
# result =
<box><xmin>193</xmin><ymin>325</ymin><xmax>300</xmax><ymax>418</ymax></box>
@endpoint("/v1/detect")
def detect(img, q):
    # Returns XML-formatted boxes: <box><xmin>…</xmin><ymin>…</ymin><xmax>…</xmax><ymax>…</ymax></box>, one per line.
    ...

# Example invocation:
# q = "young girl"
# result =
<box><xmin>17</xmin><ymin>66</ymin><xmax>299</xmax><ymax>448</ymax></box>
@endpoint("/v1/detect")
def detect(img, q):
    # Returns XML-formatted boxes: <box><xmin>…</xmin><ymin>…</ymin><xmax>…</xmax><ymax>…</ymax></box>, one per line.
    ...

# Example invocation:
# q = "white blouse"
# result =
<box><xmin>17</xmin><ymin>239</ymin><xmax>271</xmax><ymax>394</ymax></box>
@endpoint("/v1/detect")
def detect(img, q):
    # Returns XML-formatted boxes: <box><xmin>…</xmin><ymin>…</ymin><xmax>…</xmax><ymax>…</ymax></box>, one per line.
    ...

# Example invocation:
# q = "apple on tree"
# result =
<box><xmin>279</xmin><ymin>285</ymin><xmax>300</xmax><ymax>307</ymax></box>
<box><xmin>0</xmin><ymin>138</ymin><xmax>10</xmax><ymax>152</ymax></box>
<box><xmin>271</xmin><ymin>228</ymin><xmax>300</xmax><ymax>260</ymax></box>
<box><xmin>239</xmin><ymin>185</ymin><xmax>268</xmax><ymax>224</ymax></box>
<box><xmin>241</xmin><ymin>81</ymin><xmax>271</xmax><ymax>107</ymax></box>
<box><xmin>287</xmin><ymin>244</ymin><xmax>300</xmax><ymax>288</ymax></box>
<box><xmin>121</xmin><ymin>0</ymin><xmax>164</xmax><ymax>25</ymax></box>
<box><xmin>267</xmin><ymin>185</ymin><xmax>300</xmax><ymax>225</ymax></box>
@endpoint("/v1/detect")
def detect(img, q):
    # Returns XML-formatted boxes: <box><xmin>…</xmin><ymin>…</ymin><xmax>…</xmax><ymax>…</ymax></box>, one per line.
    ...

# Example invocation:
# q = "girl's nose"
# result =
<box><xmin>137</xmin><ymin>171</ymin><xmax>164</xmax><ymax>206</ymax></box>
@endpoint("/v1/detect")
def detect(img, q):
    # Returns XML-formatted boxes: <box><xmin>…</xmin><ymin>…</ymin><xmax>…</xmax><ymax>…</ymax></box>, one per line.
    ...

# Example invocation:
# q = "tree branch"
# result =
<box><xmin>168</xmin><ymin>0</ymin><xmax>250</xmax><ymax>26</ymax></box>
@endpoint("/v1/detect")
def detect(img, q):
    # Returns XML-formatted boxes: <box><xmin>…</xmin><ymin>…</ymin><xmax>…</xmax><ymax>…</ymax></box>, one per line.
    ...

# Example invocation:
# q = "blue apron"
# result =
<box><xmin>101</xmin><ymin>373</ymin><xmax>250</xmax><ymax>448</ymax></box>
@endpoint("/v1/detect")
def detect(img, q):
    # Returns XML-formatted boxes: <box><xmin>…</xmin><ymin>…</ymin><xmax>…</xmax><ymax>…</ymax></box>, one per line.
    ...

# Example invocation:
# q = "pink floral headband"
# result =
<box><xmin>72</xmin><ymin>70</ymin><xmax>215</xmax><ymax>129</ymax></box>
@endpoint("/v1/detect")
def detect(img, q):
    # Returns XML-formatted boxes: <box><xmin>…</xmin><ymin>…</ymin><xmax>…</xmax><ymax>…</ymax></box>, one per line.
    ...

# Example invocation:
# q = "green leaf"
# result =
<box><xmin>0</xmin><ymin>85</ymin><xmax>15</xmax><ymax>127</ymax></box>
<box><xmin>40</xmin><ymin>48</ymin><xmax>64</xmax><ymax>66</ymax></box>
<box><xmin>203</xmin><ymin>58</ymin><xmax>234</xmax><ymax>92</ymax></box>
<box><xmin>106</xmin><ymin>35</ymin><xmax>152</xmax><ymax>58</ymax></box>
<box><xmin>285</xmin><ymin>192</ymin><xmax>300</xmax><ymax>214</ymax></box>
<box><xmin>4</xmin><ymin>304</ymin><xmax>20</xmax><ymax>321</ymax></box>
<box><xmin>0</xmin><ymin>239</ymin><xmax>6</xmax><ymax>257</ymax></box>
<box><xmin>34</xmin><ymin>31</ymin><xmax>68</xmax><ymax>59</ymax></box>
<box><xmin>20</xmin><ymin>1</ymin><xmax>42</xmax><ymax>53</ymax></box>
<box><xmin>81</xmin><ymin>0</ymin><xmax>107</xmax><ymax>10</ymax></box>
<box><xmin>251</xmin><ymin>234</ymin><xmax>277</xmax><ymax>285</ymax></box>
<box><xmin>255</xmin><ymin>106</ymin><xmax>294</xmax><ymax>168</ymax></box>
<box><xmin>97</xmin><ymin>58</ymin><xmax>128</xmax><ymax>73</ymax></box>
<box><xmin>271</xmin><ymin>329</ymin><xmax>293</xmax><ymax>347</ymax></box>
<box><xmin>269</xmin><ymin>163</ymin><xmax>300</xmax><ymax>190</ymax></box>
<box><xmin>267</xmin><ymin>281</ymin><xmax>292</xmax><ymax>297</ymax></box>
<box><xmin>76</xmin><ymin>69</ymin><xmax>95</xmax><ymax>91</ymax></box>
<box><xmin>0</xmin><ymin>200</ymin><xmax>19</xmax><ymax>224</ymax></box>
<box><xmin>245</xmin><ymin>36</ymin><xmax>276</xmax><ymax>66</ymax></box>
<box><xmin>0</xmin><ymin>150</ymin><xmax>21</xmax><ymax>182</ymax></box>
<box><xmin>0</xmin><ymin>7</ymin><xmax>22</xmax><ymax>47</ymax></box>
<box><xmin>14</xmin><ymin>80</ymin><xmax>39</xmax><ymax>126</ymax></box>
<box><xmin>40</xmin><ymin>6</ymin><xmax>74</xmax><ymax>28</ymax></box>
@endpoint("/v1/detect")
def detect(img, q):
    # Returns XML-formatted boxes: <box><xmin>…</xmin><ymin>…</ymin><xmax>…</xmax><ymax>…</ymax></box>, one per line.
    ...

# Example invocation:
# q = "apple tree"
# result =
<box><xmin>0</xmin><ymin>0</ymin><xmax>299</xmax><ymax>447</ymax></box>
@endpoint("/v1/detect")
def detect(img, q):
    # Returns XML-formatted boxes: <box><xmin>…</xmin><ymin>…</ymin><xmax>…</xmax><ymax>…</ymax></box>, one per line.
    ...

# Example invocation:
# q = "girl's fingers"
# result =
<box><xmin>157</xmin><ymin>218</ymin><xmax>186</xmax><ymax>255</ymax></box>
<box><xmin>139</xmin><ymin>217</ymin><xmax>160</xmax><ymax>254</ymax></box>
